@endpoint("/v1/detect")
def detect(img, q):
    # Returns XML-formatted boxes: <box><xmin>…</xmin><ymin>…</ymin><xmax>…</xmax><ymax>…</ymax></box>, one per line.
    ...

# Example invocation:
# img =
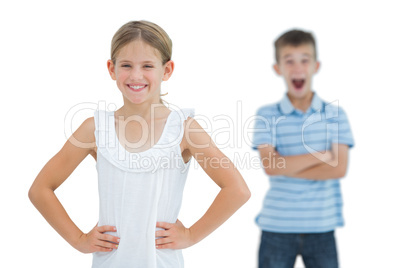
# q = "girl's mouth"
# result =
<box><xmin>128</xmin><ymin>84</ymin><xmax>147</xmax><ymax>92</ymax></box>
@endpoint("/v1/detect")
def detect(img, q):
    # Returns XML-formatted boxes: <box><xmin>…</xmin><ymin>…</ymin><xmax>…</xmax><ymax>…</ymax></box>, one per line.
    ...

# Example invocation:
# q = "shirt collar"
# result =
<box><xmin>279</xmin><ymin>92</ymin><xmax>323</xmax><ymax>115</ymax></box>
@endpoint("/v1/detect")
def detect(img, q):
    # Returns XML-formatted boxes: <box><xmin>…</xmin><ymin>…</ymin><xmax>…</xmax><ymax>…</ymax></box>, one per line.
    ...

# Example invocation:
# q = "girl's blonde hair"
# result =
<box><xmin>111</xmin><ymin>20</ymin><xmax>172</xmax><ymax>65</ymax></box>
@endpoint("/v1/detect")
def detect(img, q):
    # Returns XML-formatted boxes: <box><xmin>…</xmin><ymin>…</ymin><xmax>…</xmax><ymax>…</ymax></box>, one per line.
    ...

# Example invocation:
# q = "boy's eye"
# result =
<box><xmin>144</xmin><ymin>65</ymin><xmax>153</xmax><ymax>68</ymax></box>
<box><xmin>121</xmin><ymin>64</ymin><xmax>131</xmax><ymax>68</ymax></box>
<box><xmin>302</xmin><ymin>59</ymin><xmax>310</xmax><ymax>64</ymax></box>
<box><xmin>285</xmin><ymin>60</ymin><xmax>294</xmax><ymax>65</ymax></box>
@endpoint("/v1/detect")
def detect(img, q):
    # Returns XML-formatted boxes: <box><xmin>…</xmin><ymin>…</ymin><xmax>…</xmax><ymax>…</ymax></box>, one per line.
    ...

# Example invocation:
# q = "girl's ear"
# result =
<box><xmin>162</xmin><ymin>60</ymin><xmax>174</xmax><ymax>81</ymax></box>
<box><xmin>273</xmin><ymin>63</ymin><xmax>281</xmax><ymax>75</ymax></box>
<box><xmin>107</xmin><ymin>60</ymin><xmax>117</xmax><ymax>80</ymax></box>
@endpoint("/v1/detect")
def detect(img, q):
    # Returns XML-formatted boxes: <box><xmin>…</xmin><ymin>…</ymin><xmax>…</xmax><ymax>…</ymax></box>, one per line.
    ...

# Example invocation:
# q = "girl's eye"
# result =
<box><xmin>285</xmin><ymin>60</ymin><xmax>293</xmax><ymax>65</ymax></box>
<box><xmin>144</xmin><ymin>65</ymin><xmax>153</xmax><ymax>68</ymax></box>
<box><xmin>302</xmin><ymin>59</ymin><xmax>309</xmax><ymax>64</ymax></box>
<box><xmin>121</xmin><ymin>64</ymin><xmax>131</xmax><ymax>68</ymax></box>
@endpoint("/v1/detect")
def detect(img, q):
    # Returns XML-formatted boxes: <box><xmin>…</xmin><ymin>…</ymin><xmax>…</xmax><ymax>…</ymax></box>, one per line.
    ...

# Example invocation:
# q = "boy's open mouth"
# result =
<box><xmin>292</xmin><ymin>79</ymin><xmax>305</xmax><ymax>90</ymax></box>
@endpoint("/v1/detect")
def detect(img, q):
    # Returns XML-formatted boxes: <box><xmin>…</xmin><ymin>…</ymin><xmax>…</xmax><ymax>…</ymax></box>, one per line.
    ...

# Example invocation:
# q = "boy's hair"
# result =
<box><xmin>274</xmin><ymin>29</ymin><xmax>316</xmax><ymax>62</ymax></box>
<box><xmin>111</xmin><ymin>20</ymin><xmax>172</xmax><ymax>65</ymax></box>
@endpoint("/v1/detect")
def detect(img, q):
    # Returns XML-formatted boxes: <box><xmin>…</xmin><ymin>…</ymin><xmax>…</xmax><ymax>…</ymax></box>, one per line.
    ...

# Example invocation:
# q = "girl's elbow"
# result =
<box><xmin>243</xmin><ymin>188</ymin><xmax>251</xmax><ymax>203</ymax></box>
<box><xmin>237</xmin><ymin>185</ymin><xmax>251</xmax><ymax>203</ymax></box>
<box><xmin>28</xmin><ymin>183</ymin><xmax>47</xmax><ymax>204</ymax></box>
<box><xmin>28</xmin><ymin>185</ymin><xmax>38</xmax><ymax>204</ymax></box>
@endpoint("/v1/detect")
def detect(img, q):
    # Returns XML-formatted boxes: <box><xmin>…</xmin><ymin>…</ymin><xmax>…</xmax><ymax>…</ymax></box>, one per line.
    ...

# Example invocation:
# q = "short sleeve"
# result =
<box><xmin>327</xmin><ymin>106</ymin><xmax>354</xmax><ymax>148</ymax></box>
<box><xmin>251</xmin><ymin>107</ymin><xmax>275</xmax><ymax>150</ymax></box>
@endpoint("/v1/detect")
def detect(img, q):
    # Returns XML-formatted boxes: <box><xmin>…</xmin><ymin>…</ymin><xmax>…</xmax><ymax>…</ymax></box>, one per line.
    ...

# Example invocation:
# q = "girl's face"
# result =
<box><xmin>107</xmin><ymin>40</ymin><xmax>174</xmax><ymax>106</ymax></box>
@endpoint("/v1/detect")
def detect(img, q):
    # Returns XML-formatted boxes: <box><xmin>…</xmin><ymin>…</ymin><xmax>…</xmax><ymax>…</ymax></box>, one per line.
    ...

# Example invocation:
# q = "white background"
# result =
<box><xmin>1</xmin><ymin>0</ymin><xmax>401</xmax><ymax>267</ymax></box>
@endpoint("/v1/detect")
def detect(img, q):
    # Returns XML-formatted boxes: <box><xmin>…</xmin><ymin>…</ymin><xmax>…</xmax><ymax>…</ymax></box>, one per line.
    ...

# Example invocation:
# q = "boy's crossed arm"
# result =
<box><xmin>257</xmin><ymin>143</ymin><xmax>349</xmax><ymax>180</ymax></box>
<box><xmin>291</xmin><ymin>144</ymin><xmax>350</xmax><ymax>180</ymax></box>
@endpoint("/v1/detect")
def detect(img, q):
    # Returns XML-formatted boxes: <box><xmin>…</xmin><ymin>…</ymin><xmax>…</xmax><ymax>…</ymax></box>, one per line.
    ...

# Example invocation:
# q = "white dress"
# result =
<box><xmin>92</xmin><ymin>108</ymin><xmax>194</xmax><ymax>268</ymax></box>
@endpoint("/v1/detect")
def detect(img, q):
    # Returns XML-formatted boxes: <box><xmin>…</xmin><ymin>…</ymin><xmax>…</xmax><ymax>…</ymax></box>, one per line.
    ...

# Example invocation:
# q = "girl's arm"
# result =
<box><xmin>28</xmin><ymin>117</ymin><xmax>119</xmax><ymax>253</ymax></box>
<box><xmin>155</xmin><ymin>118</ymin><xmax>251</xmax><ymax>249</ymax></box>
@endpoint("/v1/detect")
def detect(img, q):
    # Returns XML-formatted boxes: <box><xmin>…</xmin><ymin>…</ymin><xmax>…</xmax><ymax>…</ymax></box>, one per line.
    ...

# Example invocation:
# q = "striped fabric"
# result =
<box><xmin>252</xmin><ymin>93</ymin><xmax>354</xmax><ymax>233</ymax></box>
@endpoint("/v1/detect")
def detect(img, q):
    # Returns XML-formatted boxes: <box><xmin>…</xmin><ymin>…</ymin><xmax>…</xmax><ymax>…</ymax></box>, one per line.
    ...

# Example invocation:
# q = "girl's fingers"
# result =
<box><xmin>94</xmin><ymin>245</ymin><xmax>114</xmax><ymax>252</ymax></box>
<box><xmin>156</xmin><ymin>242</ymin><xmax>173</xmax><ymax>249</ymax></box>
<box><xmin>96</xmin><ymin>240</ymin><xmax>119</xmax><ymax>250</ymax></box>
<box><xmin>101</xmin><ymin>234</ymin><xmax>120</xmax><ymax>244</ymax></box>
<box><xmin>156</xmin><ymin>222</ymin><xmax>172</xmax><ymax>230</ymax></box>
<box><xmin>155</xmin><ymin>230</ymin><xmax>169</xmax><ymax>237</ymax></box>
<box><xmin>97</xmin><ymin>225</ymin><xmax>117</xmax><ymax>233</ymax></box>
<box><xmin>155</xmin><ymin>237</ymin><xmax>173</xmax><ymax>245</ymax></box>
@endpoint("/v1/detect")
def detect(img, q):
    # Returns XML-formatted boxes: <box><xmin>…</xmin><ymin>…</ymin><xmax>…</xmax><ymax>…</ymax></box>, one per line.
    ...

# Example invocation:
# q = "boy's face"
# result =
<box><xmin>274</xmin><ymin>44</ymin><xmax>320</xmax><ymax>100</ymax></box>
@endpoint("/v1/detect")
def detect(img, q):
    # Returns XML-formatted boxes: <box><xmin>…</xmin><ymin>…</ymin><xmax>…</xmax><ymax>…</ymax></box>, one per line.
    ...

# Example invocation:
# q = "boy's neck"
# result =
<box><xmin>287</xmin><ymin>90</ymin><xmax>314</xmax><ymax>112</ymax></box>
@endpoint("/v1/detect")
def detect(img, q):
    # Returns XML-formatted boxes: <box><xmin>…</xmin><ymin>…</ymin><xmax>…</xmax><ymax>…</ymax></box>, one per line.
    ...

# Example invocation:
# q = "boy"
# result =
<box><xmin>252</xmin><ymin>30</ymin><xmax>354</xmax><ymax>268</ymax></box>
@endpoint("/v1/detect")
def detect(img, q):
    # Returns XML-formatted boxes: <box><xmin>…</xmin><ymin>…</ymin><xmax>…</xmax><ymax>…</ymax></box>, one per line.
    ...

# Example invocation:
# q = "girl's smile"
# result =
<box><xmin>127</xmin><ymin>83</ymin><xmax>148</xmax><ymax>92</ymax></box>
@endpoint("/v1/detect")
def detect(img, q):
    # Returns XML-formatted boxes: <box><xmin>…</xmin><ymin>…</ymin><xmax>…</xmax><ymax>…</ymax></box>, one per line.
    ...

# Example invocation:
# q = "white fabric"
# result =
<box><xmin>92</xmin><ymin>108</ymin><xmax>194</xmax><ymax>268</ymax></box>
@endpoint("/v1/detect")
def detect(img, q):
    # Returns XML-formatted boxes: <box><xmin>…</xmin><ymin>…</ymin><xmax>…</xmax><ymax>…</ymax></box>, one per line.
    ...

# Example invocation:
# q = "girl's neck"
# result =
<box><xmin>117</xmin><ymin>99</ymin><xmax>169</xmax><ymax>121</ymax></box>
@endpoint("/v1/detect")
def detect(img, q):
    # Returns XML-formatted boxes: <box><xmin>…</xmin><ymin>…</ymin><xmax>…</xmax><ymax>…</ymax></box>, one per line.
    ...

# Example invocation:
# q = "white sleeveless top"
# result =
<box><xmin>92</xmin><ymin>108</ymin><xmax>194</xmax><ymax>268</ymax></box>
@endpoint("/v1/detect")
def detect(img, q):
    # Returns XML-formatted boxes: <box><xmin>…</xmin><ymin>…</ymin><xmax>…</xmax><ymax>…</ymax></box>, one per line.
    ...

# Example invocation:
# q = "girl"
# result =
<box><xmin>29</xmin><ymin>20</ymin><xmax>250</xmax><ymax>267</ymax></box>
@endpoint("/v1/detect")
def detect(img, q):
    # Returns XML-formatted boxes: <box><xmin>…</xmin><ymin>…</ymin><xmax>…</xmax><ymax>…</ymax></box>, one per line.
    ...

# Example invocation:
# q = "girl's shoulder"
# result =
<box><xmin>68</xmin><ymin>116</ymin><xmax>96</xmax><ymax>153</ymax></box>
<box><xmin>181</xmin><ymin>116</ymin><xmax>214</xmax><ymax>151</ymax></box>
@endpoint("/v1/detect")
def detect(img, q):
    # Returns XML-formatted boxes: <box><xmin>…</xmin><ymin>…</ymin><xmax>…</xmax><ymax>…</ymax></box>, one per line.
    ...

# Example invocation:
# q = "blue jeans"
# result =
<box><xmin>258</xmin><ymin>231</ymin><xmax>338</xmax><ymax>268</ymax></box>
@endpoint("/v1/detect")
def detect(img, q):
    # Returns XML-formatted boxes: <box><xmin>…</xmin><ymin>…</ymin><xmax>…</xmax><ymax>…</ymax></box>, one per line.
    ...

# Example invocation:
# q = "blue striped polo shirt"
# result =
<box><xmin>252</xmin><ymin>93</ymin><xmax>354</xmax><ymax>233</ymax></box>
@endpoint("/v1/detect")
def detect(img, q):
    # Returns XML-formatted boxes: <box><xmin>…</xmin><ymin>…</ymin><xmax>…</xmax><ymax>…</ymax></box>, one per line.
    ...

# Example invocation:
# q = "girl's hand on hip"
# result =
<box><xmin>155</xmin><ymin>220</ymin><xmax>194</xmax><ymax>249</ymax></box>
<box><xmin>75</xmin><ymin>225</ymin><xmax>120</xmax><ymax>253</ymax></box>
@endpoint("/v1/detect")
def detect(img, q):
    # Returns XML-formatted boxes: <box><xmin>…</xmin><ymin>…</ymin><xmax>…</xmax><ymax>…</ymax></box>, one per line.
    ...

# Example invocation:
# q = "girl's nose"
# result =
<box><xmin>130</xmin><ymin>67</ymin><xmax>143</xmax><ymax>80</ymax></box>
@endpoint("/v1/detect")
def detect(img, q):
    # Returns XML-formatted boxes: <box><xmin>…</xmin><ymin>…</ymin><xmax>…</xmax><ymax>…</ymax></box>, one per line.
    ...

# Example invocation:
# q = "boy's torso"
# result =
<box><xmin>255</xmin><ymin>94</ymin><xmax>346</xmax><ymax>233</ymax></box>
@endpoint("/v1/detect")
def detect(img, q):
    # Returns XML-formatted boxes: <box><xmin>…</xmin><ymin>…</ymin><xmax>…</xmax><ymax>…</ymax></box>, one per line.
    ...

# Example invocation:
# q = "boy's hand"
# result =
<box><xmin>155</xmin><ymin>220</ymin><xmax>194</xmax><ymax>249</ymax></box>
<box><xmin>75</xmin><ymin>225</ymin><xmax>120</xmax><ymax>253</ymax></box>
